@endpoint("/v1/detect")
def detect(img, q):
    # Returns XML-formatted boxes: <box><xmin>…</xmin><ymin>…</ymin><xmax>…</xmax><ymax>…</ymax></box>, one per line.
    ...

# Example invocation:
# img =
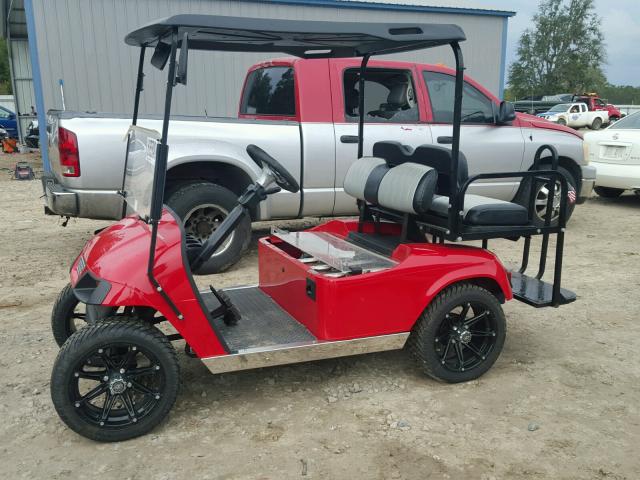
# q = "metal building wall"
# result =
<box><xmin>30</xmin><ymin>0</ymin><xmax>507</xmax><ymax>119</ymax></box>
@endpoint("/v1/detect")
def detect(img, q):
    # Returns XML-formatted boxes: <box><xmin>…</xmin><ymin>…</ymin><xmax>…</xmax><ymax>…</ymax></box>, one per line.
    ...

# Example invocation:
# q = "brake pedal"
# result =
<box><xmin>208</xmin><ymin>286</ymin><xmax>241</xmax><ymax>325</ymax></box>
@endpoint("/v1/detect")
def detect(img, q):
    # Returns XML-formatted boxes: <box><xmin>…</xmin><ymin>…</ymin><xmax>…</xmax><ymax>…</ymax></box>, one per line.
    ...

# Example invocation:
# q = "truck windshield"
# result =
<box><xmin>549</xmin><ymin>104</ymin><xmax>570</xmax><ymax>112</ymax></box>
<box><xmin>122</xmin><ymin>125</ymin><xmax>161</xmax><ymax>220</ymax></box>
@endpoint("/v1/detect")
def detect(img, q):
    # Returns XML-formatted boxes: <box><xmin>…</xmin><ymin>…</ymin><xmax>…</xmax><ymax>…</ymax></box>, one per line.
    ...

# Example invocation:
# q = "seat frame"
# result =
<box><xmin>353</xmin><ymin>144</ymin><xmax>573</xmax><ymax>308</ymax></box>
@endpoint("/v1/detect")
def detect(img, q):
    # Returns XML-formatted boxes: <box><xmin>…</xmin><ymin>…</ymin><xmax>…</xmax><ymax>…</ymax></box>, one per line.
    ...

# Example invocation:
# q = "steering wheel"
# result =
<box><xmin>246</xmin><ymin>144</ymin><xmax>300</xmax><ymax>193</ymax></box>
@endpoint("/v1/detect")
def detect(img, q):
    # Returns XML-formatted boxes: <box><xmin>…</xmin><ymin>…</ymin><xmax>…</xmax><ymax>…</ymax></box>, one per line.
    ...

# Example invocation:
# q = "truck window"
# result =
<box><xmin>423</xmin><ymin>71</ymin><xmax>495</xmax><ymax>124</ymax></box>
<box><xmin>240</xmin><ymin>67</ymin><xmax>296</xmax><ymax>116</ymax></box>
<box><xmin>343</xmin><ymin>69</ymin><xmax>418</xmax><ymax>123</ymax></box>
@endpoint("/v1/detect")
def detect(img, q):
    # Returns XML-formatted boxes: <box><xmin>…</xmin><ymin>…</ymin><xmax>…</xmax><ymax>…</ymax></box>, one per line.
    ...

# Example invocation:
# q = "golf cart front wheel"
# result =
<box><xmin>50</xmin><ymin>319</ymin><xmax>179</xmax><ymax>442</ymax></box>
<box><xmin>409</xmin><ymin>283</ymin><xmax>506</xmax><ymax>383</ymax></box>
<box><xmin>51</xmin><ymin>283</ymin><xmax>119</xmax><ymax>347</ymax></box>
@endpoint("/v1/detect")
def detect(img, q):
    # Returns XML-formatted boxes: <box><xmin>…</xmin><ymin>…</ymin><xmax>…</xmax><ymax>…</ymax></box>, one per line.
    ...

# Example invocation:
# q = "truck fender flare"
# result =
<box><xmin>165</xmin><ymin>142</ymin><xmax>268</xmax><ymax>219</ymax></box>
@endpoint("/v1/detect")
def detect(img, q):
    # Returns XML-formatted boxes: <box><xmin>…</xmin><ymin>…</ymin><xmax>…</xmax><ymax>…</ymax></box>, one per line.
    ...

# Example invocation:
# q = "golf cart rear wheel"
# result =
<box><xmin>166</xmin><ymin>182</ymin><xmax>251</xmax><ymax>274</ymax></box>
<box><xmin>409</xmin><ymin>283</ymin><xmax>506</xmax><ymax>383</ymax></box>
<box><xmin>594</xmin><ymin>186</ymin><xmax>624</xmax><ymax>198</ymax></box>
<box><xmin>50</xmin><ymin>319</ymin><xmax>179</xmax><ymax>442</ymax></box>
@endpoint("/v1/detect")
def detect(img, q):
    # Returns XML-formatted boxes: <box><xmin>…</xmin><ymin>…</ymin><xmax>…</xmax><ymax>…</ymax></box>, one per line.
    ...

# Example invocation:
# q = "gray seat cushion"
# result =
<box><xmin>430</xmin><ymin>194</ymin><xmax>528</xmax><ymax>226</ymax></box>
<box><xmin>377</xmin><ymin>162</ymin><xmax>438</xmax><ymax>214</ymax></box>
<box><xmin>344</xmin><ymin>157</ymin><xmax>438</xmax><ymax>215</ymax></box>
<box><xmin>343</xmin><ymin>156</ymin><xmax>389</xmax><ymax>204</ymax></box>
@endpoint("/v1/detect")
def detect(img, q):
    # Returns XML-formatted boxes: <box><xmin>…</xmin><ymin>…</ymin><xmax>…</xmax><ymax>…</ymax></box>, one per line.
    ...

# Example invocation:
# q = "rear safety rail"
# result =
<box><xmin>476</xmin><ymin>146</ymin><xmax>575</xmax><ymax>307</ymax></box>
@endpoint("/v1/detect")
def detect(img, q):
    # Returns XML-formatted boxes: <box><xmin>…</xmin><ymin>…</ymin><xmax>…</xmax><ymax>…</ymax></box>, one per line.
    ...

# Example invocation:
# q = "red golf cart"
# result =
<box><xmin>50</xmin><ymin>15</ymin><xmax>575</xmax><ymax>442</ymax></box>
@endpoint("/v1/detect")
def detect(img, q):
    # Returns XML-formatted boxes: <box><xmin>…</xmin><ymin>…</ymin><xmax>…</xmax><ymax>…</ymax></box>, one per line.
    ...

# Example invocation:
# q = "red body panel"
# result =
<box><xmin>72</xmin><ymin>213</ymin><xmax>512</xmax><ymax>359</ymax></box>
<box><xmin>71</xmin><ymin>210</ymin><xmax>226</xmax><ymax>358</ymax></box>
<box><xmin>259</xmin><ymin>220</ymin><xmax>512</xmax><ymax>341</ymax></box>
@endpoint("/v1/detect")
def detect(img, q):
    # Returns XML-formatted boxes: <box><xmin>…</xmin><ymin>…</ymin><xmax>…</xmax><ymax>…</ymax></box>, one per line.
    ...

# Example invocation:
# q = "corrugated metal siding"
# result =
<box><xmin>9</xmin><ymin>39</ymin><xmax>36</xmax><ymax>136</ymax></box>
<box><xmin>31</xmin><ymin>0</ymin><xmax>504</xmax><ymax>117</ymax></box>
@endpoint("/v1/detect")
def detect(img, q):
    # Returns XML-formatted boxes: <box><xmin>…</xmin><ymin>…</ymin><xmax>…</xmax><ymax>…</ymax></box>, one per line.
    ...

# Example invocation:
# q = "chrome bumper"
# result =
<box><xmin>42</xmin><ymin>174</ymin><xmax>78</xmax><ymax>216</ymax></box>
<box><xmin>577</xmin><ymin>165</ymin><xmax>597</xmax><ymax>204</ymax></box>
<box><xmin>41</xmin><ymin>174</ymin><xmax>123</xmax><ymax>219</ymax></box>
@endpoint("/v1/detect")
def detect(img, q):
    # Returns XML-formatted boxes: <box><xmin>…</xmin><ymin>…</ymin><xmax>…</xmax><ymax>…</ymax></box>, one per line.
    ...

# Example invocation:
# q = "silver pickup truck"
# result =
<box><xmin>43</xmin><ymin>57</ymin><xmax>595</xmax><ymax>273</ymax></box>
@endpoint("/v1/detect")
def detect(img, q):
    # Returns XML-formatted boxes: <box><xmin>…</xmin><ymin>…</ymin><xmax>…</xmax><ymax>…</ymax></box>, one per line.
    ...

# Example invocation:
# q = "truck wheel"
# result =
<box><xmin>50</xmin><ymin>319</ymin><xmax>180</xmax><ymax>442</ymax></box>
<box><xmin>165</xmin><ymin>182</ymin><xmax>251</xmax><ymax>274</ymax></box>
<box><xmin>590</xmin><ymin>118</ymin><xmax>603</xmax><ymax>130</ymax></box>
<box><xmin>557</xmin><ymin>118</ymin><xmax>567</xmax><ymax>126</ymax></box>
<box><xmin>515</xmin><ymin>165</ymin><xmax>577</xmax><ymax>227</ymax></box>
<box><xmin>594</xmin><ymin>186</ymin><xmax>624</xmax><ymax>198</ymax></box>
<box><xmin>408</xmin><ymin>283</ymin><xmax>506</xmax><ymax>383</ymax></box>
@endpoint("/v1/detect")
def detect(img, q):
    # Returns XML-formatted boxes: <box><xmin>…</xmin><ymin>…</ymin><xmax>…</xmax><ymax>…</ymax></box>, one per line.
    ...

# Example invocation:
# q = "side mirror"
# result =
<box><xmin>497</xmin><ymin>101</ymin><xmax>516</xmax><ymax>124</ymax></box>
<box><xmin>151</xmin><ymin>42</ymin><xmax>171</xmax><ymax>70</ymax></box>
<box><xmin>176</xmin><ymin>33</ymin><xmax>188</xmax><ymax>85</ymax></box>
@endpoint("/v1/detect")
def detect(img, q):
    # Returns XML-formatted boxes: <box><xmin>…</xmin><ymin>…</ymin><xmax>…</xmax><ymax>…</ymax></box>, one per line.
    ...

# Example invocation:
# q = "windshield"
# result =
<box><xmin>549</xmin><ymin>104</ymin><xmax>570</xmax><ymax>112</ymax></box>
<box><xmin>122</xmin><ymin>125</ymin><xmax>161</xmax><ymax>220</ymax></box>
<box><xmin>610</xmin><ymin>112</ymin><xmax>640</xmax><ymax>130</ymax></box>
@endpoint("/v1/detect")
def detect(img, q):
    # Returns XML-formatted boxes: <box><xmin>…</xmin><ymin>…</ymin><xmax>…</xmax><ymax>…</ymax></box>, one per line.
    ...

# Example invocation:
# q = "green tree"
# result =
<box><xmin>0</xmin><ymin>38</ymin><xmax>11</xmax><ymax>94</ymax></box>
<box><xmin>508</xmin><ymin>0</ymin><xmax>606</xmax><ymax>99</ymax></box>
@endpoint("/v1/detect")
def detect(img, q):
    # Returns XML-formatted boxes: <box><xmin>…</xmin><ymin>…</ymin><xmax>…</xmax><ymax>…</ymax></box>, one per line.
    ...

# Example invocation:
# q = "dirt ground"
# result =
<box><xmin>0</xmin><ymin>152</ymin><xmax>638</xmax><ymax>480</ymax></box>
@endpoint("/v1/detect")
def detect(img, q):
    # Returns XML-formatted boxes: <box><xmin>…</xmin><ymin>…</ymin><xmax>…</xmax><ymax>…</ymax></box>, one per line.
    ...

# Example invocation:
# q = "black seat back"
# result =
<box><xmin>373</xmin><ymin>141</ymin><xmax>468</xmax><ymax>196</ymax></box>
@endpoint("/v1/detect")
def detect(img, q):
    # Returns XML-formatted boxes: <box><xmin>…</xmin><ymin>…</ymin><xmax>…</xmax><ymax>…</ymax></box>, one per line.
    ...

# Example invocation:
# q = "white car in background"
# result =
<box><xmin>583</xmin><ymin>112</ymin><xmax>640</xmax><ymax>197</ymax></box>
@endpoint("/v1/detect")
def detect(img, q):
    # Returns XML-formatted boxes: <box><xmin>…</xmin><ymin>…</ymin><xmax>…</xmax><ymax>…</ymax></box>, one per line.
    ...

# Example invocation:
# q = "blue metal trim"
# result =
<box><xmin>249</xmin><ymin>0</ymin><xmax>515</xmax><ymax>17</ymax></box>
<box><xmin>24</xmin><ymin>0</ymin><xmax>49</xmax><ymax>171</ymax></box>
<box><xmin>499</xmin><ymin>16</ymin><xmax>508</xmax><ymax>99</ymax></box>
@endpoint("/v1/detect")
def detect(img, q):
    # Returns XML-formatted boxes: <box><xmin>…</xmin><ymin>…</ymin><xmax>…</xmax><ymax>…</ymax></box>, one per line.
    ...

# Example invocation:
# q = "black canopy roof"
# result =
<box><xmin>125</xmin><ymin>15</ymin><xmax>465</xmax><ymax>58</ymax></box>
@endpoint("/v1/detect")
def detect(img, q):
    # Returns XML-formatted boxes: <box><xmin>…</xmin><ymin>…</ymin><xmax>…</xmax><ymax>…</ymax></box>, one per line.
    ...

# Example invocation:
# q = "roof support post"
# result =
<box><xmin>449</xmin><ymin>41</ymin><xmax>464</xmax><ymax>236</ymax></box>
<box><xmin>357</xmin><ymin>53</ymin><xmax>371</xmax><ymax>159</ymax></box>
<box><xmin>132</xmin><ymin>46</ymin><xmax>146</xmax><ymax>126</ymax></box>
<box><xmin>147</xmin><ymin>29</ymin><xmax>183</xmax><ymax>320</ymax></box>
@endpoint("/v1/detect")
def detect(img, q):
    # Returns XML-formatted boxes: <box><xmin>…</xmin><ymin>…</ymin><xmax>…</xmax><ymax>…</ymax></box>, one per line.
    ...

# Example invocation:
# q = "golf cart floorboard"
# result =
<box><xmin>202</xmin><ymin>286</ymin><xmax>316</xmax><ymax>352</ymax></box>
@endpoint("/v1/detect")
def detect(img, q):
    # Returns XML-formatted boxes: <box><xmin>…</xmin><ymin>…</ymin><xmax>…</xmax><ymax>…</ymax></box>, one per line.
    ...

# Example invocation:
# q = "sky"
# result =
<box><xmin>491</xmin><ymin>0</ymin><xmax>640</xmax><ymax>86</ymax></box>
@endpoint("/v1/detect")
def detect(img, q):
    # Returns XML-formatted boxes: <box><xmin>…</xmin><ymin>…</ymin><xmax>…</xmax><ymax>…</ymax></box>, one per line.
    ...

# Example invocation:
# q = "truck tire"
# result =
<box><xmin>514</xmin><ymin>165</ymin><xmax>577</xmax><ymax>227</ymax></box>
<box><xmin>590</xmin><ymin>117</ymin><xmax>603</xmax><ymax>130</ymax></box>
<box><xmin>165</xmin><ymin>182</ymin><xmax>251</xmax><ymax>274</ymax></box>
<box><xmin>557</xmin><ymin>118</ymin><xmax>567</xmax><ymax>126</ymax></box>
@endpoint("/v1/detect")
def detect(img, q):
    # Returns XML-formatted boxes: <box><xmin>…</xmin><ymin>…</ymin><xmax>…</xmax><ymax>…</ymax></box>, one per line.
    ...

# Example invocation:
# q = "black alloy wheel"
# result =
<box><xmin>51</xmin><ymin>320</ymin><xmax>179</xmax><ymax>442</ymax></box>
<box><xmin>434</xmin><ymin>301</ymin><xmax>498</xmax><ymax>373</ymax></box>
<box><xmin>409</xmin><ymin>283</ymin><xmax>506</xmax><ymax>383</ymax></box>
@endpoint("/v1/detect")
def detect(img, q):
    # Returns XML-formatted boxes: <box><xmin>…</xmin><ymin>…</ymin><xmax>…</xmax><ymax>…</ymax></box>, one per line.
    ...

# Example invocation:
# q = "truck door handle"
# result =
<box><xmin>340</xmin><ymin>135</ymin><xmax>359</xmax><ymax>144</ymax></box>
<box><xmin>437</xmin><ymin>136</ymin><xmax>453</xmax><ymax>144</ymax></box>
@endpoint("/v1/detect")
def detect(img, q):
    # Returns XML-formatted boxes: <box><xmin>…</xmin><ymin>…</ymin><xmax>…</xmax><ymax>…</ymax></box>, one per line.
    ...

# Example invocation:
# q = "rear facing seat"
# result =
<box><xmin>362</xmin><ymin>141</ymin><xmax>528</xmax><ymax>227</ymax></box>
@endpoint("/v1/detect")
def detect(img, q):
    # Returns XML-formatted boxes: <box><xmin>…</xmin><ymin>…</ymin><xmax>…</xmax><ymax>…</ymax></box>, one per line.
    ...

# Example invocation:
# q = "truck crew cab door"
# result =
<box><xmin>332</xmin><ymin>64</ymin><xmax>432</xmax><ymax>215</ymax></box>
<box><xmin>422</xmin><ymin>71</ymin><xmax>525</xmax><ymax>200</ymax></box>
